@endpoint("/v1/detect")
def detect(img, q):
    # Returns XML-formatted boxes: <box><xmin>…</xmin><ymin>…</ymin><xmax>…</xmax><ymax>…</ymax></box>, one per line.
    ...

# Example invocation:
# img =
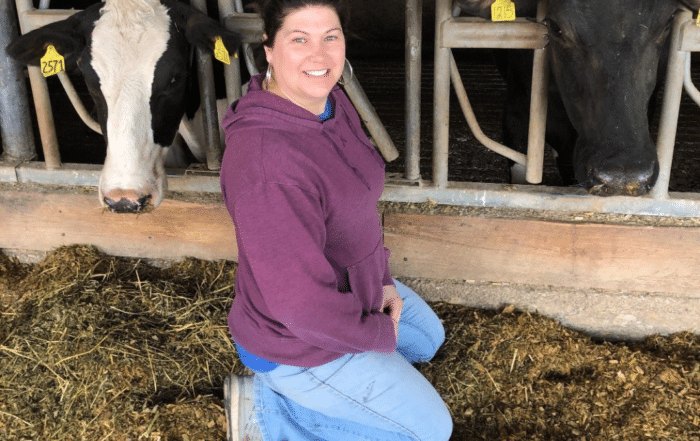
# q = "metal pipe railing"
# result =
<box><xmin>343</xmin><ymin>64</ymin><xmax>400</xmax><ymax>162</ymax></box>
<box><xmin>8</xmin><ymin>0</ymin><xmax>698</xmax><ymax>219</ymax></box>
<box><xmin>449</xmin><ymin>52</ymin><xmax>526</xmax><ymax>164</ymax></box>
<box><xmin>15</xmin><ymin>0</ymin><xmax>61</xmax><ymax>169</ymax></box>
<box><xmin>433</xmin><ymin>0</ymin><xmax>452</xmax><ymax>188</ymax></box>
<box><xmin>190</xmin><ymin>0</ymin><xmax>223</xmax><ymax>171</ymax></box>
<box><xmin>441</xmin><ymin>17</ymin><xmax>549</xmax><ymax>49</ymax></box>
<box><xmin>228</xmin><ymin>0</ymin><xmax>260</xmax><ymax>77</ymax></box>
<box><xmin>14</xmin><ymin>1</ymin><xmax>399</xmax><ymax>172</ymax></box>
<box><xmin>56</xmin><ymin>72</ymin><xmax>101</xmax><ymax>134</ymax></box>
<box><xmin>0</xmin><ymin>0</ymin><xmax>36</xmax><ymax>162</ymax></box>
<box><xmin>525</xmin><ymin>0</ymin><xmax>549</xmax><ymax>184</ymax></box>
<box><xmin>433</xmin><ymin>0</ymin><xmax>549</xmax><ymax>188</ymax></box>
<box><xmin>652</xmin><ymin>9</ymin><xmax>691</xmax><ymax>199</ymax></box>
<box><xmin>218</xmin><ymin>0</ymin><xmax>243</xmax><ymax>102</ymax></box>
<box><xmin>405</xmin><ymin>0</ymin><xmax>422</xmax><ymax>181</ymax></box>
<box><xmin>684</xmin><ymin>53</ymin><xmax>700</xmax><ymax>106</ymax></box>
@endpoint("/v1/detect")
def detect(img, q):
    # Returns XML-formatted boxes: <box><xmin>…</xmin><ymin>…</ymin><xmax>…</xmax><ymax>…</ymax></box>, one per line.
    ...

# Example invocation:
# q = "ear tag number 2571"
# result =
<box><xmin>40</xmin><ymin>45</ymin><xmax>65</xmax><ymax>77</ymax></box>
<box><xmin>491</xmin><ymin>0</ymin><xmax>516</xmax><ymax>22</ymax></box>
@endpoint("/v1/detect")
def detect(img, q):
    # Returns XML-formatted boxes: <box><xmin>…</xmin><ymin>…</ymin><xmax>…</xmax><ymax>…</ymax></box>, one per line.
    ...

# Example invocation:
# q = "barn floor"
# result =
<box><xmin>0</xmin><ymin>246</ymin><xmax>699</xmax><ymax>441</ymax></box>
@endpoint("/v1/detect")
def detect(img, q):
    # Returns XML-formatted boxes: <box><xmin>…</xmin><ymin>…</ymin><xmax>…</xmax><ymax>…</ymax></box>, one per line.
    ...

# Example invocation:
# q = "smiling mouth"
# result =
<box><xmin>306</xmin><ymin>69</ymin><xmax>330</xmax><ymax>77</ymax></box>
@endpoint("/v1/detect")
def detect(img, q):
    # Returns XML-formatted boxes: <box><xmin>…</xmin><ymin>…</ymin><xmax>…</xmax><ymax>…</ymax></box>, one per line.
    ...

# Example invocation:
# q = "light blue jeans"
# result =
<box><xmin>252</xmin><ymin>279</ymin><xmax>453</xmax><ymax>441</ymax></box>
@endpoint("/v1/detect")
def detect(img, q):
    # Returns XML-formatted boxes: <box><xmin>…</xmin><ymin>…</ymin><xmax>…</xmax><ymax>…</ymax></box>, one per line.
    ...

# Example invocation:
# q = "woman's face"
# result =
<box><xmin>265</xmin><ymin>5</ymin><xmax>345</xmax><ymax>114</ymax></box>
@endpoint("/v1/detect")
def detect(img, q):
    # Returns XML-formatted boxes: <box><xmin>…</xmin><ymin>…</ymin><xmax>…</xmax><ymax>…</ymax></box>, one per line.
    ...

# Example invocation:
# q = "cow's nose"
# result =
<box><xmin>103</xmin><ymin>190</ymin><xmax>153</xmax><ymax>213</ymax></box>
<box><xmin>587</xmin><ymin>161</ymin><xmax>658</xmax><ymax>197</ymax></box>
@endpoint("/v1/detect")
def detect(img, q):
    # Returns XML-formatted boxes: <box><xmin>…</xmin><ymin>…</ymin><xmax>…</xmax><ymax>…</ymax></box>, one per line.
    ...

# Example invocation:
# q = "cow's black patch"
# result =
<box><xmin>150</xmin><ymin>20</ymin><xmax>191</xmax><ymax>148</ymax></box>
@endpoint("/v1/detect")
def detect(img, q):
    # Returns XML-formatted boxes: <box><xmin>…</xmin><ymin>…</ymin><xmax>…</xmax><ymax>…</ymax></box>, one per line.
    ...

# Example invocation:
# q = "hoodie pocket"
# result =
<box><xmin>345</xmin><ymin>241</ymin><xmax>387</xmax><ymax>313</ymax></box>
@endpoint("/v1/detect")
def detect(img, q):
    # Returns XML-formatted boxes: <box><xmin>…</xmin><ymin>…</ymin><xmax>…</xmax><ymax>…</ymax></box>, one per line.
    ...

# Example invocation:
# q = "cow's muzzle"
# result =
<box><xmin>103</xmin><ymin>190</ymin><xmax>153</xmax><ymax>213</ymax></box>
<box><xmin>585</xmin><ymin>160</ymin><xmax>659</xmax><ymax>197</ymax></box>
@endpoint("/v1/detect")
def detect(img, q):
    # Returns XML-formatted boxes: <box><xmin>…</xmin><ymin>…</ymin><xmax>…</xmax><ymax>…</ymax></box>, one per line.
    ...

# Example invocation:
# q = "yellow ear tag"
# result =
<box><xmin>696</xmin><ymin>9</ymin><xmax>700</xmax><ymax>27</ymax></box>
<box><xmin>491</xmin><ymin>0</ymin><xmax>516</xmax><ymax>22</ymax></box>
<box><xmin>214</xmin><ymin>36</ymin><xmax>231</xmax><ymax>65</ymax></box>
<box><xmin>40</xmin><ymin>45</ymin><xmax>65</xmax><ymax>77</ymax></box>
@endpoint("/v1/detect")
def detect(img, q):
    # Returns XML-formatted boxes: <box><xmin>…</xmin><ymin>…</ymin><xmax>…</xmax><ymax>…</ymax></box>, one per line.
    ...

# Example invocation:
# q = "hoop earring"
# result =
<box><xmin>338</xmin><ymin>59</ymin><xmax>353</xmax><ymax>86</ymax></box>
<box><xmin>265</xmin><ymin>65</ymin><xmax>273</xmax><ymax>89</ymax></box>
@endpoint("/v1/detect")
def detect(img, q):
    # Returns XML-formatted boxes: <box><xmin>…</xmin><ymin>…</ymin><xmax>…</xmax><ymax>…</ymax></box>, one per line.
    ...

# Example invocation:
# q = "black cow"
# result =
<box><xmin>7</xmin><ymin>0</ymin><xmax>240</xmax><ymax>212</ymax></box>
<box><xmin>455</xmin><ymin>0</ymin><xmax>700</xmax><ymax>196</ymax></box>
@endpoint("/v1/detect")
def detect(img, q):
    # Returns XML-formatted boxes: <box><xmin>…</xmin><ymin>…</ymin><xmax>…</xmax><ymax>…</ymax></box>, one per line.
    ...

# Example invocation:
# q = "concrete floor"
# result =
<box><xmin>400</xmin><ymin>276</ymin><xmax>700</xmax><ymax>341</ymax></box>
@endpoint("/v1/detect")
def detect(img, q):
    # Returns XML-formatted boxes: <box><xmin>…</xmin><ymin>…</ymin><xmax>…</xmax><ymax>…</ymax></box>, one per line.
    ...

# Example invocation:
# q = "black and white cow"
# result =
<box><xmin>7</xmin><ymin>0</ymin><xmax>240</xmax><ymax>212</ymax></box>
<box><xmin>455</xmin><ymin>0</ymin><xmax>700</xmax><ymax>196</ymax></box>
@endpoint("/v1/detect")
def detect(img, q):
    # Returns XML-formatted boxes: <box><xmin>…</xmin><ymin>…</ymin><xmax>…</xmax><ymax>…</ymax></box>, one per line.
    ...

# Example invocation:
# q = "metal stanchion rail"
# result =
<box><xmin>15</xmin><ymin>0</ymin><xmax>61</xmax><ymax>169</ymax></box>
<box><xmin>653</xmin><ymin>8</ymin><xmax>697</xmax><ymax>200</ymax></box>
<box><xmin>387</xmin><ymin>0</ymin><xmax>700</xmax><ymax>217</ymax></box>
<box><xmin>190</xmin><ymin>0</ymin><xmax>223</xmax><ymax>171</ymax></box>
<box><xmin>433</xmin><ymin>0</ymin><xmax>549</xmax><ymax>189</ymax></box>
<box><xmin>405</xmin><ymin>0</ymin><xmax>422</xmax><ymax>181</ymax></box>
<box><xmin>0</xmin><ymin>0</ymin><xmax>36</xmax><ymax>162</ymax></box>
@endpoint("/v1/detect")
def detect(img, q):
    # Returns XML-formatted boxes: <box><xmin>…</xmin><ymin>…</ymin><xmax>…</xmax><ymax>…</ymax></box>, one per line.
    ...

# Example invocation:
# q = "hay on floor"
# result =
<box><xmin>1</xmin><ymin>245</ymin><xmax>699</xmax><ymax>440</ymax></box>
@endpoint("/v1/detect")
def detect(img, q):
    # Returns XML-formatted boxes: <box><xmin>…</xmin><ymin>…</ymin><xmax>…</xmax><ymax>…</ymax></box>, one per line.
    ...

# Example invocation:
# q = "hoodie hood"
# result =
<box><xmin>227</xmin><ymin>73</ymin><xmax>341</xmax><ymax>130</ymax></box>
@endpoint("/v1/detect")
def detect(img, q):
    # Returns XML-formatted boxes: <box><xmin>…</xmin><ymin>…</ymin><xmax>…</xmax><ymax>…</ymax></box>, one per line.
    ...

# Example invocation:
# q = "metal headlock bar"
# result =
<box><xmin>0</xmin><ymin>0</ymin><xmax>36</xmax><ymax>164</ymax></box>
<box><xmin>385</xmin><ymin>0</ymin><xmax>700</xmax><ymax>218</ymax></box>
<box><xmin>1</xmin><ymin>0</ymin><xmax>397</xmax><ymax>185</ymax></box>
<box><xmin>1</xmin><ymin>0</ymin><xmax>700</xmax><ymax>217</ymax></box>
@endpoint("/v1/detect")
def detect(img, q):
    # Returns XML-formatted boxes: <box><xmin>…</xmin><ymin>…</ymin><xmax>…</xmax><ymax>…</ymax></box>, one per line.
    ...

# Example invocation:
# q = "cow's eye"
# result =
<box><xmin>165</xmin><ymin>74</ymin><xmax>184</xmax><ymax>91</ymax></box>
<box><xmin>543</xmin><ymin>18</ymin><xmax>563</xmax><ymax>39</ymax></box>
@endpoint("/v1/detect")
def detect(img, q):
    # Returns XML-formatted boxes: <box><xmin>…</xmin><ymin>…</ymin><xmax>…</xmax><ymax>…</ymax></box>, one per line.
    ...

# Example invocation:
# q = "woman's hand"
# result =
<box><xmin>381</xmin><ymin>285</ymin><xmax>403</xmax><ymax>339</ymax></box>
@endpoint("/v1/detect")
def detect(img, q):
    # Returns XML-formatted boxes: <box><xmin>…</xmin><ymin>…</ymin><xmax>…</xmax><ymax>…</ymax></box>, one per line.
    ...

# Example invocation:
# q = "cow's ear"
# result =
<box><xmin>5</xmin><ymin>14</ymin><xmax>88</xmax><ymax>68</ymax></box>
<box><xmin>166</xmin><ymin>2</ymin><xmax>242</xmax><ymax>56</ymax></box>
<box><xmin>185</xmin><ymin>14</ymin><xmax>242</xmax><ymax>56</ymax></box>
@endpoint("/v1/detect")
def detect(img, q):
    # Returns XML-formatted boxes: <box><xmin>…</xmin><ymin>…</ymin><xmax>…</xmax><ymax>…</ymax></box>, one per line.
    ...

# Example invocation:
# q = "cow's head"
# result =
<box><xmin>455</xmin><ymin>0</ymin><xmax>700</xmax><ymax>196</ymax></box>
<box><xmin>7</xmin><ymin>0</ymin><xmax>240</xmax><ymax>212</ymax></box>
<box><xmin>543</xmin><ymin>0</ymin><xmax>700</xmax><ymax>196</ymax></box>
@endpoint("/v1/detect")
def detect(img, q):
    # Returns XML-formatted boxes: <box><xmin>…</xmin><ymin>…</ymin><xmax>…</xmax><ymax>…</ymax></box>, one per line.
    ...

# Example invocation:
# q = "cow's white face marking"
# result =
<box><xmin>92</xmin><ymin>0</ymin><xmax>171</xmax><ymax>210</ymax></box>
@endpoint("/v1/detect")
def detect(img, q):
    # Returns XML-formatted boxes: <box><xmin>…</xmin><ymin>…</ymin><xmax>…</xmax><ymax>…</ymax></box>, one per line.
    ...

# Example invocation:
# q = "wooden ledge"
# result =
<box><xmin>1</xmin><ymin>185</ymin><xmax>698</xmax><ymax>294</ymax></box>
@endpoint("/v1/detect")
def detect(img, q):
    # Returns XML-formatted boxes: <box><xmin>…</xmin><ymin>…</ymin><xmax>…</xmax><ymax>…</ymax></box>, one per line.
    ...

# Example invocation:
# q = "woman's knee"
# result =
<box><xmin>413</xmin><ymin>402</ymin><xmax>452</xmax><ymax>441</ymax></box>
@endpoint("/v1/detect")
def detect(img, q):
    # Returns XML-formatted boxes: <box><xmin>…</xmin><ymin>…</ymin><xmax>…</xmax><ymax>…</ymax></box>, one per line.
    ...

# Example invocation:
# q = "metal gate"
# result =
<box><xmin>0</xmin><ymin>0</ymin><xmax>398</xmax><ymax>192</ymax></box>
<box><xmin>2</xmin><ymin>0</ymin><xmax>700</xmax><ymax>217</ymax></box>
<box><xmin>384</xmin><ymin>0</ymin><xmax>700</xmax><ymax>218</ymax></box>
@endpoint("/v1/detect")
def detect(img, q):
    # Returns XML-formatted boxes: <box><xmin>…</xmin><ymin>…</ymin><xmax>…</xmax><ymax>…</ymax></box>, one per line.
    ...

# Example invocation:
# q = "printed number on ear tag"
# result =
<box><xmin>214</xmin><ymin>36</ymin><xmax>233</xmax><ymax>65</ymax></box>
<box><xmin>491</xmin><ymin>0</ymin><xmax>516</xmax><ymax>22</ymax></box>
<box><xmin>40</xmin><ymin>45</ymin><xmax>65</xmax><ymax>77</ymax></box>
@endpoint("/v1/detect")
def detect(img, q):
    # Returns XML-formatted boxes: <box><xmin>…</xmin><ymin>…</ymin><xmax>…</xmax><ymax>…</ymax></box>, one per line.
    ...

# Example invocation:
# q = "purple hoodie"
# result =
<box><xmin>220</xmin><ymin>74</ymin><xmax>397</xmax><ymax>368</ymax></box>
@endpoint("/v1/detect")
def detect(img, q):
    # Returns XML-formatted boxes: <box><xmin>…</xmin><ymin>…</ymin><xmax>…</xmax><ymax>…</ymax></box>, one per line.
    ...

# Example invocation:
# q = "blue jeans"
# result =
<box><xmin>253</xmin><ymin>279</ymin><xmax>453</xmax><ymax>441</ymax></box>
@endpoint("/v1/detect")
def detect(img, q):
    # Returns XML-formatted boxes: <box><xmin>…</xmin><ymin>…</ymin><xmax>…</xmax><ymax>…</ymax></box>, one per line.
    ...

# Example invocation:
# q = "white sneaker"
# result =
<box><xmin>224</xmin><ymin>374</ymin><xmax>262</xmax><ymax>441</ymax></box>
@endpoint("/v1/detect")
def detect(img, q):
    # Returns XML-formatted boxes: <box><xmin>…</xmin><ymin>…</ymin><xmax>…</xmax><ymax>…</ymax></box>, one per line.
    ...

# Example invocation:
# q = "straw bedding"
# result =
<box><xmin>1</xmin><ymin>245</ymin><xmax>698</xmax><ymax>440</ymax></box>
